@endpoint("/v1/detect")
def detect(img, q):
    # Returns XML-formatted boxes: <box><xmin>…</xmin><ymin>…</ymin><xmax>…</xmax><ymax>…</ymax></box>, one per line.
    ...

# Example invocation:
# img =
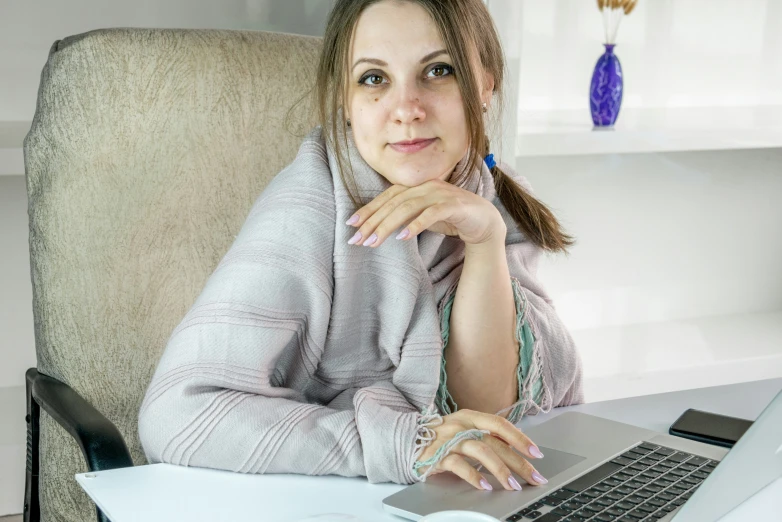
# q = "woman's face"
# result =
<box><xmin>346</xmin><ymin>0</ymin><xmax>493</xmax><ymax>187</ymax></box>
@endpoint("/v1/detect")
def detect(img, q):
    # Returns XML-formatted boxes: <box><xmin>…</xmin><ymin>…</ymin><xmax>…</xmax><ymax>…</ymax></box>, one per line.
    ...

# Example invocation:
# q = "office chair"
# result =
<box><xmin>22</xmin><ymin>27</ymin><xmax>320</xmax><ymax>522</ymax></box>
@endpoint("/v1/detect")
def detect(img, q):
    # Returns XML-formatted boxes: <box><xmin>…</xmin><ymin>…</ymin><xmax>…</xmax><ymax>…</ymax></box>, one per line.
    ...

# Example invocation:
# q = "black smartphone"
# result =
<box><xmin>669</xmin><ymin>408</ymin><xmax>753</xmax><ymax>448</ymax></box>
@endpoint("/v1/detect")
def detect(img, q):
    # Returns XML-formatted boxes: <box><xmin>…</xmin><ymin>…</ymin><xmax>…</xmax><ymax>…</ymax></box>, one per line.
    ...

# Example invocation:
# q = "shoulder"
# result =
<box><xmin>245</xmin><ymin>127</ymin><xmax>336</xmax><ymax>229</ymax></box>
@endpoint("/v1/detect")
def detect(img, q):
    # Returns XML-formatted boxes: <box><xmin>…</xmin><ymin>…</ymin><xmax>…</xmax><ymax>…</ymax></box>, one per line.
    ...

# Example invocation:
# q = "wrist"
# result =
<box><xmin>465</xmin><ymin>220</ymin><xmax>506</xmax><ymax>257</ymax></box>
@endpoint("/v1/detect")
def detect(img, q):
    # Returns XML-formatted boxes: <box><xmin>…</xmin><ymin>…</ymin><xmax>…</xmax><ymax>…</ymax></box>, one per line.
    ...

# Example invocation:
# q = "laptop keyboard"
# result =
<box><xmin>504</xmin><ymin>441</ymin><xmax>719</xmax><ymax>522</ymax></box>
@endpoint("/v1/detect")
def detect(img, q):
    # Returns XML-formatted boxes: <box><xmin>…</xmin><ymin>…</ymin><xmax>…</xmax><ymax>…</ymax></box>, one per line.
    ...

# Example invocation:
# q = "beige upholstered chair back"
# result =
<box><xmin>23</xmin><ymin>28</ymin><xmax>321</xmax><ymax>521</ymax></box>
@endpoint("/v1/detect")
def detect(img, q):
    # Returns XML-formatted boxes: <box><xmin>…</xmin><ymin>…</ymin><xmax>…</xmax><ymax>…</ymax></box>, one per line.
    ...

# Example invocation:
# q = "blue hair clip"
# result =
<box><xmin>484</xmin><ymin>153</ymin><xmax>496</xmax><ymax>170</ymax></box>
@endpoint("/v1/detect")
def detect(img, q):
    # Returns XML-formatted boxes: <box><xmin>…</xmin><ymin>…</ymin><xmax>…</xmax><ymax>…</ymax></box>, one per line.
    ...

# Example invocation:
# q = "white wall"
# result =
<box><xmin>515</xmin><ymin>0</ymin><xmax>782</xmax><ymax>112</ymax></box>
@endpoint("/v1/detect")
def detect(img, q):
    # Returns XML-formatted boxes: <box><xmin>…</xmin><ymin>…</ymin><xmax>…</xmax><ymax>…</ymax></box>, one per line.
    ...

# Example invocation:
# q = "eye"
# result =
<box><xmin>427</xmin><ymin>64</ymin><xmax>454</xmax><ymax>78</ymax></box>
<box><xmin>358</xmin><ymin>72</ymin><xmax>387</xmax><ymax>87</ymax></box>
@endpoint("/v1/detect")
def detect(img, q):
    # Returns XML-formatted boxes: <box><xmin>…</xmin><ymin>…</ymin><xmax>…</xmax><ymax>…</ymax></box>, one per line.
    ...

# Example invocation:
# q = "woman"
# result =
<box><xmin>138</xmin><ymin>0</ymin><xmax>584</xmax><ymax>494</ymax></box>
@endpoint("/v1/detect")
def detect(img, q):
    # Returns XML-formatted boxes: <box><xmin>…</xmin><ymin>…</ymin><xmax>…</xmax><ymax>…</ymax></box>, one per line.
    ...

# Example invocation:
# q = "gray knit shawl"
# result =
<box><xmin>138</xmin><ymin>124</ymin><xmax>584</xmax><ymax>485</ymax></box>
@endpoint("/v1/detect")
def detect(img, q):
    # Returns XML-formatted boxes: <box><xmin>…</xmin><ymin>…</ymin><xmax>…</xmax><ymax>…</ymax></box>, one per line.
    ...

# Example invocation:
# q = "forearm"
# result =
<box><xmin>445</xmin><ymin>233</ymin><xmax>520</xmax><ymax>417</ymax></box>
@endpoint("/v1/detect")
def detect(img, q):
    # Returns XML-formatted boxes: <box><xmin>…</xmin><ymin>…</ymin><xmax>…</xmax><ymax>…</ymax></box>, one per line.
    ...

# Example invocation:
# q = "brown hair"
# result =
<box><xmin>291</xmin><ymin>0</ymin><xmax>575</xmax><ymax>254</ymax></box>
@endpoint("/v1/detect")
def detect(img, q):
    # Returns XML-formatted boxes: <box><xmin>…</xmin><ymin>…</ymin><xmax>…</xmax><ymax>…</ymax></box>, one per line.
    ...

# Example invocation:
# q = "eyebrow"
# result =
<box><xmin>351</xmin><ymin>49</ymin><xmax>449</xmax><ymax>72</ymax></box>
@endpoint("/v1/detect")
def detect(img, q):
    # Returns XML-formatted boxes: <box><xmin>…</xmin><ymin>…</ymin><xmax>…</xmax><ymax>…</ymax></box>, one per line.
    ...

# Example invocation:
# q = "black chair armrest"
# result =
<box><xmin>24</xmin><ymin>368</ymin><xmax>133</xmax><ymax>522</ymax></box>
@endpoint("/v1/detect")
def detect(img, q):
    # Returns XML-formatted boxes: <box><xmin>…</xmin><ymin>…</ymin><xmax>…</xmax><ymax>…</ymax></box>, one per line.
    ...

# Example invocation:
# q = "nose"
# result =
<box><xmin>392</xmin><ymin>82</ymin><xmax>426</xmax><ymax>125</ymax></box>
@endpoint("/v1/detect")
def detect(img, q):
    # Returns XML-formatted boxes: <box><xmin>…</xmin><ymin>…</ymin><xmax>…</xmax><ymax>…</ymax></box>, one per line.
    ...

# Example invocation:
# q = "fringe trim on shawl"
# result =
<box><xmin>433</xmin><ymin>276</ymin><xmax>552</xmax><ymax>424</ymax></box>
<box><xmin>494</xmin><ymin>276</ymin><xmax>552</xmax><ymax>423</ymax></box>
<box><xmin>409</xmin><ymin>403</ymin><xmax>490</xmax><ymax>482</ymax></box>
<box><xmin>408</xmin><ymin>276</ymin><xmax>555</xmax><ymax>481</ymax></box>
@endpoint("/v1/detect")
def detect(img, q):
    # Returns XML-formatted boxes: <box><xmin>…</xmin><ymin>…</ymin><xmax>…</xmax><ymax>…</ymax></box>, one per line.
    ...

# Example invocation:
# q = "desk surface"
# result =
<box><xmin>76</xmin><ymin>378</ymin><xmax>782</xmax><ymax>522</ymax></box>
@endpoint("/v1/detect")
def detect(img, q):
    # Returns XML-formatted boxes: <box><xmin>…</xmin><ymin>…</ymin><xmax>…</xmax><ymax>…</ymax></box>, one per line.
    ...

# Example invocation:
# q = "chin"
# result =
<box><xmin>384</xmin><ymin>159</ymin><xmax>449</xmax><ymax>187</ymax></box>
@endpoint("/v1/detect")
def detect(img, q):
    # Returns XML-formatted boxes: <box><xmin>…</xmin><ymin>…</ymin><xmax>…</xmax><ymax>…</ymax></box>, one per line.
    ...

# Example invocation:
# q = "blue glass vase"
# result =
<box><xmin>589</xmin><ymin>44</ymin><xmax>623</xmax><ymax>127</ymax></box>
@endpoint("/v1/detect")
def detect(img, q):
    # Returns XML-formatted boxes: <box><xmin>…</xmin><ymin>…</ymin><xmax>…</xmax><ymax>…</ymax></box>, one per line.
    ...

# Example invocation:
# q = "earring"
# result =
<box><xmin>482</xmin><ymin>102</ymin><xmax>487</xmax><ymax>113</ymax></box>
<box><xmin>346</xmin><ymin>118</ymin><xmax>351</xmax><ymax>127</ymax></box>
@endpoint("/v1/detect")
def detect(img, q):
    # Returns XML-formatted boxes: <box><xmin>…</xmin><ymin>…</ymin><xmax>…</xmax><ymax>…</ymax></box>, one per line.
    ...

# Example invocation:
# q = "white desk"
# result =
<box><xmin>76</xmin><ymin>378</ymin><xmax>782</xmax><ymax>522</ymax></box>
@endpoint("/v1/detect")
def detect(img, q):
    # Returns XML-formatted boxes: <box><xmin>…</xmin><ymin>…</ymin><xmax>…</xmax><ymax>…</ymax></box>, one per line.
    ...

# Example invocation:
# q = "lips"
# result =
<box><xmin>389</xmin><ymin>138</ymin><xmax>437</xmax><ymax>154</ymax></box>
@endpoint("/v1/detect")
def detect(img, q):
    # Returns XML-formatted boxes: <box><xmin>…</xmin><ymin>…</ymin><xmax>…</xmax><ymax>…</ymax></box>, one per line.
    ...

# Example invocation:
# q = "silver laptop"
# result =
<box><xmin>383</xmin><ymin>387</ymin><xmax>782</xmax><ymax>522</ymax></box>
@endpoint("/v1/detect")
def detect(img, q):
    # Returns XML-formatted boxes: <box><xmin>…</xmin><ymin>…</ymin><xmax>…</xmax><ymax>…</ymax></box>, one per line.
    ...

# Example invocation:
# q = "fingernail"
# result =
<box><xmin>508</xmin><ymin>476</ymin><xmax>522</xmax><ymax>491</ymax></box>
<box><xmin>347</xmin><ymin>231</ymin><xmax>362</xmax><ymax>245</ymax></box>
<box><xmin>395</xmin><ymin>228</ymin><xmax>410</xmax><ymax>240</ymax></box>
<box><xmin>531</xmin><ymin>471</ymin><xmax>548</xmax><ymax>485</ymax></box>
<box><xmin>362</xmin><ymin>233</ymin><xmax>378</xmax><ymax>246</ymax></box>
<box><xmin>529</xmin><ymin>445</ymin><xmax>544</xmax><ymax>459</ymax></box>
<box><xmin>480</xmin><ymin>478</ymin><xmax>493</xmax><ymax>491</ymax></box>
<box><xmin>345</xmin><ymin>214</ymin><xmax>359</xmax><ymax>226</ymax></box>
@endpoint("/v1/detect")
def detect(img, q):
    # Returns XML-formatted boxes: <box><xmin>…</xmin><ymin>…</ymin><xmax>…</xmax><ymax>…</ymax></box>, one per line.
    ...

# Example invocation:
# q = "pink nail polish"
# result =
<box><xmin>395</xmin><ymin>229</ymin><xmax>410</xmax><ymax>240</ymax></box>
<box><xmin>362</xmin><ymin>233</ymin><xmax>378</xmax><ymax>246</ymax></box>
<box><xmin>480</xmin><ymin>478</ymin><xmax>493</xmax><ymax>491</ymax></box>
<box><xmin>347</xmin><ymin>231</ymin><xmax>362</xmax><ymax>245</ymax></box>
<box><xmin>529</xmin><ymin>445</ymin><xmax>544</xmax><ymax>459</ymax></box>
<box><xmin>531</xmin><ymin>471</ymin><xmax>548</xmax><ymax>484</ymax></box>
<box><xmin>346</xmin><ymin>214</ymin><xmax>359</xmax><ymax>226</ymax></box>
<box><xmin>508</xmin><ymin>476</ymin><xmax>522</xmax><ymax>491</ymax></box>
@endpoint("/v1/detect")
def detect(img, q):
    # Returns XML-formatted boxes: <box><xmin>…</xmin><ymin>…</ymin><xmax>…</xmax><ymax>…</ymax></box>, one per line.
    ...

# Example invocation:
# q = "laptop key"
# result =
<box><xmin>636</xmin><ymin>502</ymin><xmax>657</xmax><ymax>513</ymax></box>
<box><xmin>531</xmin><ymin>514</ymin><xmax>562</xmax><ymax>522</ymax></box>
<box><xmin>562</xmin><ymin>462</ymin><xmax>624</xmax><ymax>493</ymax></box>
<box><xmin>654</xmin><ymin>447</ymin><xmax>675</xmax><ymax>455</ymax></box>
<box><xmin>611</xmin><ymin>457</ymin><xmax>635</xmax><ymax>467</ymax></box>
<box><xmin>541</xmin><ymin>496</ymin><xmax>564</xmax><ymax>506</ymax></box>
<box><xmin>666</xmin><ymin>452</ymin><xmax>692</xmax><ymax>463</ymax></box>
<box><xmin>625</xmin><ymin>495</ymin><xmax>644</xmax><ymax>505</ymax></box>
<box><xmin>593</xmin><ymin>514</ymin><xmax>616</xmax><ymax>522</ymax></box>
<box><xmin>615</xmin><ymin>486</ymin><xmax>634</xmax><ymax>495</ymax></box>
<box><xmin>637</xmin><ymin>443</ymin><xmax>659</xmax><ymax>451</ymax></box>
<box><xmin>668</xmin><ymin>486</ymin><xmax>687</xmax><ymax>496</ymax></box>
<box><xmin>522</xmin><ymin>510</ymin><xmax>541</xmax><ymax>519</ymax></box>
<box><xmin>620</xmin><ymin>451</ymin><xmax>641</xmax><ymax>460</ymax></box>
<box><xmin>624</xmin><ymin>480</ymin><xmax>644</xmax><ymax>489</ymax></box>
<box><xmin>616</xmin><ymin>501</ymin><xmax>635</xmax><ymax>511</ymax></box>
<box><xmin>687</xmin><ymin>456</ymin><xmax>708</xmax><ymax>466</ymax></box>
<box><xmin>551</xmin><ymin>490</ymin><xmax>576</xmax><ymax>501</ymax></box>
<box><xmin>529</xmin><ymin>502</ymin><xmax>544</xmax><ymax>510</ymax></box>
<box><xmin>604</xmin><ymin>492</ymin><xmax>624</xmax><ymax>501</ymax></box>
<box><xmin>505</xmin><ymin>515</ymin><xmax>522</xmax><ymax>522</ymax></box>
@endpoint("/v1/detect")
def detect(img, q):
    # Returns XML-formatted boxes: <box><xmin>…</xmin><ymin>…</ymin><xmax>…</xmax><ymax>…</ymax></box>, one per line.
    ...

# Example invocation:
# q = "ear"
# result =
<box><xmin>481</xmin><ymin>69</ymin><xmax>495</xmax><ymax>106</ymax></box>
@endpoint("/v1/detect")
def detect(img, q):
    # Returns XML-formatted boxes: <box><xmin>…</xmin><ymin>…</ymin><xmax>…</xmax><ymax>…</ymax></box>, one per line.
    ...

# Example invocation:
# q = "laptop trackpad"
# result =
<box><xmin>522</xmin><ymin>446</ymin><xmax>586</xmax><ymax>483</ymax></box>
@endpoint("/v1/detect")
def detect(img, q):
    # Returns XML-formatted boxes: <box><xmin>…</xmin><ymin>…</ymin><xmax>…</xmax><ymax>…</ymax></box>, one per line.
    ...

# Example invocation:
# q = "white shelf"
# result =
<box><xmin>576</xmin><ymin>309</ymin><xmax>782</xmax><ymax>403</ymax></box>
<box><xmin>0</xmin><ymin>121</ymin><xmax>30</xmax><ymax>177</ymax></box>
<box><xmin>516</xmin><ymin>105</ymin><xmax>782</xmax><ymax>157</ymax></box>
